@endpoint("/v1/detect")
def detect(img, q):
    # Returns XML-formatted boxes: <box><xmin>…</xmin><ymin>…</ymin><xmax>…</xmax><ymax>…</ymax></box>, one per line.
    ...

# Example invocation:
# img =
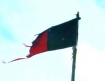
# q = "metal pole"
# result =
<box><xmin>71</xmin><ymin>46</ymin><xmax>77</xmax><ymax>81</ymax></box>
<box><xmin>71</xmin><ymin>12</ymin><xmax>81</xmax><ymax>81</ymax></box>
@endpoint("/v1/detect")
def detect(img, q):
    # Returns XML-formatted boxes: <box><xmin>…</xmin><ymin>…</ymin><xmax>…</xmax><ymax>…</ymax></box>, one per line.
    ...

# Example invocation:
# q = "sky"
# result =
<box><xmin>0</xmin><ymin>0</ymin><xmax>105</xmax><ymax>81</ymax></box>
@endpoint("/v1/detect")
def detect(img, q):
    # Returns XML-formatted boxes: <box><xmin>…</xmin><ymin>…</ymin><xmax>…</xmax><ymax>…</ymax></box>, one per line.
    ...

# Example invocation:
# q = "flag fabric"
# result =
<box><xmin>5</xmin><ymin>17</ymin><xmax>79</xmax><ymax>63</ymax></box>
<box><xmin>27</xmin><ymin>18</ymin><xmax>79</xmax><ymax>58</ymax></box>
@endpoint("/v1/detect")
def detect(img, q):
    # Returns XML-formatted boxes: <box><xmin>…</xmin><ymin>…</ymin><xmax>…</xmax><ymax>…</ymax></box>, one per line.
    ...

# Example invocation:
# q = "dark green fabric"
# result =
<box><xmin>47</xmin><ymin>18</ymin><xmax>78</xmax><ymax>51</ymax></box>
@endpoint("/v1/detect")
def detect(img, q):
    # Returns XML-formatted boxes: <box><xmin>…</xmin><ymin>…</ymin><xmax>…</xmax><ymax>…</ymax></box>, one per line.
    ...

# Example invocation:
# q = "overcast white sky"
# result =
<box><xmin>0</xmin><ymin>0</ymin><xmax>105</xmax><ymax>81</ymax></box>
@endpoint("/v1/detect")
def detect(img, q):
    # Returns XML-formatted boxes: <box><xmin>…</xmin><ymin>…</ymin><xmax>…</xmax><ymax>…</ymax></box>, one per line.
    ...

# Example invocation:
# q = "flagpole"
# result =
<box><xmin>71</xmin><ymin>12</ymin><xmax>80</xmax><ymax>81</ymax></box>
<box><xmin>71</xmin><ymin>46</ymin><xmax>77</xmax><ymax>81</ymax></box>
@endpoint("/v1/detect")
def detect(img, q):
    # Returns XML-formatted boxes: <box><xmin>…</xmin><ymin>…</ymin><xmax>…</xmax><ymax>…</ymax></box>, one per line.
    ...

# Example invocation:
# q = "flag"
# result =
<box><xmin>5</xmin><ymin>16</ymin><xmax>80</xmax><ymax>63</ymax></box>
<box><xmin>27</xmin><ymin>18</ymin><xmax>79</xmax><ymax>58</ymax></box>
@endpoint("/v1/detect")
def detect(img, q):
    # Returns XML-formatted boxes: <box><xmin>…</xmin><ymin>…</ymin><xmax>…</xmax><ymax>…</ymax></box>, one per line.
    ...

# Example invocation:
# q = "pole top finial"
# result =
<box><xmin>76</xmin><ymin>12</ymin><xmax>81</xmax><ymax>20</ymax></box>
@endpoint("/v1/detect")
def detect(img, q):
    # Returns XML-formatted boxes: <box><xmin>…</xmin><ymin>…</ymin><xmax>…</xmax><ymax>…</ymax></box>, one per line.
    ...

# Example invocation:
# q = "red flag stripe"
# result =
<box><xmin>26</xmin><ymin>31</ymin><xmax>48</xmax><ymax>58</ymax></box>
